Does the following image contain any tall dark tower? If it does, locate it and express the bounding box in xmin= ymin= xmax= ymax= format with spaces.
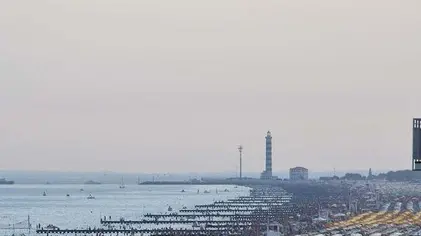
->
xmin=238 ymin=145 xmax=243 ymax=179
xmin=265 ymin=131 xmax=272 ymax=177
xmin=413 ymin=118 xmax=421 ymax=171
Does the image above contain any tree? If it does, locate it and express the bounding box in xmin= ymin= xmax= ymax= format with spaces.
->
xmin=341 ymin=173 xmax=364 ymax=181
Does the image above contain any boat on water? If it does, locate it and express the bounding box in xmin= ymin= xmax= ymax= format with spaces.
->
xmin=0 ymin=178 xmax=14 ymax=185
xmin=43 ymin=191 xmax=47 ymax=196
xmin=224 ymin=189 xmax=229 ymax=192
xmin=167 ymin=206 xmax=173 ymax=212
xmin=119 ymin=177 xmax=125 ymax=189
xmin=203 ymin=190 xmax=210 ymax=194
xmin=181 ymin=189 xmax=185 ymax=192
xmin=84 ymin=180 xmax=101 ymax=185
xmin=45 ymin=224 xmax=59 ymax=230
xmin=87 ymin=194 xmax=95 ymax=199
xmin=66 ymin=194 xmax=70 ymax=197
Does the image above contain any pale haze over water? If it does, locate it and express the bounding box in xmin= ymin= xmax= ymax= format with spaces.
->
xmin=1 ymin=1 xmax=421 ymax=173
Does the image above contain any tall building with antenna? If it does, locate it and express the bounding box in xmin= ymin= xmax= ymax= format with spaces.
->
xmin=413 ymin=118 xmax=421 ymax=171
xmin=260 ymin=131 xmax=273 ymax=179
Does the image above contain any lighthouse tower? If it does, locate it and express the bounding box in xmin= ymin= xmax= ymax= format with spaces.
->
xmin=265 ymin=131 xmax=272 ymax=176
xmin=261 ymin=131 xmax=273 ymax=179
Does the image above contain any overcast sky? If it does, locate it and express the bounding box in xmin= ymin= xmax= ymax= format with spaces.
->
xmin=1 ymin=0 xmax=420 ymax=173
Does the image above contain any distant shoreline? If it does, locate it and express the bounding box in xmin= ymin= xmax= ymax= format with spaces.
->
xmin=0 ymin=169 xmax=398 ymax=184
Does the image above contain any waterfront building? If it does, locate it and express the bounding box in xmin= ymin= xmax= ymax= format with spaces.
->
xmin=413 ymin=118 xmax=421 ymax=171
xmin=289 ymin=166 xmax=309 ymax=181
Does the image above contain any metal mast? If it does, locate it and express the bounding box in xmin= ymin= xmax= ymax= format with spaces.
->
xmin=238 ymin=145 xmax=243 ymax=179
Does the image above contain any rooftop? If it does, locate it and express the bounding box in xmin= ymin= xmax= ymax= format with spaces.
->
xmin=290 ymin=166 xmax=308 ymax=171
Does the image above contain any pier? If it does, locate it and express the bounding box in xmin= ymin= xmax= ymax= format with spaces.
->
xmin=36 ymin=228 xmax=245 ymax=236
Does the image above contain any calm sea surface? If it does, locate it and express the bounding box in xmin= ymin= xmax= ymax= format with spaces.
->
xmin=0 ymin=184 xmax=249 ymax=232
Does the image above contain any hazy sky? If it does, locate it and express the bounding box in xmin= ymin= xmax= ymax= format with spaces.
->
xmin=1 ymin=0 xmax=421 ymax=173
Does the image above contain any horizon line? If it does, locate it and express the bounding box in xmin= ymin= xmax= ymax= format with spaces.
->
xmin=0 ymin=168 xmax=401 ymax=174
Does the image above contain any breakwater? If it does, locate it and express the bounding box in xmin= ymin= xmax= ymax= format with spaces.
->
xmin=138 ymin=178 xmax=296 ymax=186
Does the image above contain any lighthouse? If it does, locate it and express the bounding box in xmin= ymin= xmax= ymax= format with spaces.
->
xmin=265 ymin=131 xmax=272 ymax=176
xmin=261 ymin=131 xmax=273 ymax=179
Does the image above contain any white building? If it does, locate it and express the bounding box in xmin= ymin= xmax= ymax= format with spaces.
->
xmin=289 ymin=166 xmax=308 ymax=180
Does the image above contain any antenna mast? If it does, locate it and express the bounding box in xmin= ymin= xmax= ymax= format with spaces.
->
xmin=238 ymin=145 xmax=243 ymax=179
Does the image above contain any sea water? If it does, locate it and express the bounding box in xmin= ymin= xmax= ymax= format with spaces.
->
xmin=0 ymin=184 xmax=249 ymax=234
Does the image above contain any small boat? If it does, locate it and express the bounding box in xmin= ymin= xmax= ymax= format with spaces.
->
xmin=80 ymin=188 xmax=84 ymax=192
xmin=43 ymin=191 xmax=47 ymax=196
xmin=45 ymin=224 xmax=59 ymax=230
xmin=181 ymin=189 xmax=185 ymax=192
xmin=66 ymin=194 xmax=70 ymax=197
xmin=168 ymin=206 xmax=173 ymax=212
xmin=84 ymin=180 xmax=101 ymax=185
xmin=197 ymin=189 xmax=199 ymax=194
xmin=87 ymin=194 xmax=95 ymax=199
xmin=204 ymin=190 xmax=210 ymax=194
xmin=224 ymin=189 xmax=229 ymax=192
xmin=119 ymin=177 xmax=125 ymax=189
xmin=182 ymin=206 xmax=187 ymax=210
xmin=0 ymin=178 xmax=14 ymax=185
